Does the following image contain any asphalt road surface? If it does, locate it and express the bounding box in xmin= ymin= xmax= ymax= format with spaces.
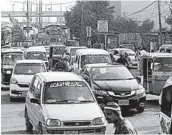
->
xmin=1 ymin=89 xmax=160 ymax=134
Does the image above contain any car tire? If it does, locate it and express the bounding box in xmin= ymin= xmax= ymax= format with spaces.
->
xmin=38 ymin=123 xmax=43 ymax=134
xmin=25 ymin=111 xmax=33 ymax=133
xmin=137 ymin=106 xmax=144 ymax=113
xmin=10 ymin=97 xmax=15 ymax=102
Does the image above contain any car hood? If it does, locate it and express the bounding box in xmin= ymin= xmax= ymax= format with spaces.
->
xmin=12 ymin=74 xmax=34 ymax=83
xmin=92 ymin=79 xmax=139 ymax=91
xmin=43 ymin=103 xmax=104 ymax=121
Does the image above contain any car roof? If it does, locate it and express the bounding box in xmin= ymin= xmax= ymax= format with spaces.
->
xmin=2 ymin=48 xmax=23 ymax=53
xmin=50 ymin=43 xmax=66 ymax=47
xmin=16 ymin=59 xmax=44 ymax=64
xmin=66 ymin=46 xmax=87 ymax=49
xmin=26 ymin=46 xmax=46 ymax=52
xmin=160 ymin=44 xmax=172 ymax=49
xmin=110 ymin=48 xmax=134 ymax=51
xmin=84 ymin=63 xmax=123 ymax=69
xmin=37 ymin=72 xmax=84 ymax=82
xmin=76 ymin=48 xmax=109 ymax=55
xmin=143 ymin=52 xmax=172 ymax=58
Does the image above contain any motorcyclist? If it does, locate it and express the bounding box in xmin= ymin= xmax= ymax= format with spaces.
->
xmin=63 ymin=53 xmax=73 ymax=72
xmin=117 ymin=53 xmax=129 ymax=67
xmin=53 ymin=58 xmax=65 ymax=71
xmin=104 ymin=102 xmax=138 ymax=134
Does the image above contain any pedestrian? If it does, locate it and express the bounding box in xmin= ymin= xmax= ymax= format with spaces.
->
xmin=117 ymin=53 xmax=129 ymax=67
xmin=124 ymin=52 xmax=131 ymax=70
xmin=104 ymin=102 xmax=138 ymax=134
xmin=63 ymin=53 xmax=73 ymax=72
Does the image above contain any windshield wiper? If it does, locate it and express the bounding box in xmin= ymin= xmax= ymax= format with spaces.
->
xmin=79 ymin=100 xmax=94 ymax=103
xmin=45 ymin=99 xmax=78 ymax=104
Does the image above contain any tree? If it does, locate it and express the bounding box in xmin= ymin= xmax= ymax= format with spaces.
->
xmin=64 ymin=1 xmax=115 ymax=43
xmin=138 ymin=19 xmax=154 ymax=33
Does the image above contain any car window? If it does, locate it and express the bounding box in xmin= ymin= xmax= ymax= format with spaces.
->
xmin=34 ymin=78 xmax=42 ymax=99
xmin=161 ymin=87 xmax=172 ymax=117
xmin=43 ymin=81 xmax=95 ymax=104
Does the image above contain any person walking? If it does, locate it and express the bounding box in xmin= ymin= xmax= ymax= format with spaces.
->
xmin=104 ymin=102 xmax=138 ymax=134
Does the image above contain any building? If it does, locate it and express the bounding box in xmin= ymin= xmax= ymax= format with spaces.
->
xmin=108 ymin=1 xmax=121 ymax=19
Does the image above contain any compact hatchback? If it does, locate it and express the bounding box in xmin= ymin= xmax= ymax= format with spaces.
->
xmin=80 ymin=63 xmax=146 ymax=113
xmin=10 ymin=60 xmax=47 ymax=101
xmin=25 ymin=72 xmax=106 ymax=134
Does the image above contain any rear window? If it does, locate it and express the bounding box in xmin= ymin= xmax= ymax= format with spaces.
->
xmin=81 ymin=54 xmax=111 ymax=68
xmin=14 ymin=63 xmax=46 ymax=75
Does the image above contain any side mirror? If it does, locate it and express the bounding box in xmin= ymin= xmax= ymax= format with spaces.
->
xmin=30 ymin=98 xmax=40 ymax=104
xmin=96 ymin=96 xmax=104 ymax=104
xmin=136 ymin=76 xmax=141 ymax=84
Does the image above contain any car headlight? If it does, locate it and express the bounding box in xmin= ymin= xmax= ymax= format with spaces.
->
xmin=107 ymin=91 xmax=115 ymax=96
xmin=10 ymin=78 xmax=18 ymax=84
xmin=92 ymin=117 xmax=105 ymax=125
xmin=46 ymin=119 xmax=61 ymax=127
xmin=93 ymin=89 xmax=107 ymax=96
xmin=136 ymin=86 xmax=145 ymax=95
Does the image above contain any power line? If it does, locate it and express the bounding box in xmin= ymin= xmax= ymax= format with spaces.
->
xmin=126 ymin=1 xmax=156 ymax=17
xmin=122 ymin=1 xmax=146 ymax=9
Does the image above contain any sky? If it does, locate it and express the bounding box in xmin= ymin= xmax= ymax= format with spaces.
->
xmin=1 ymin=0 xmax=171 ymax=30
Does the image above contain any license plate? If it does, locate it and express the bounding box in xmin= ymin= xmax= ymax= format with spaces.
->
xmin=6 ymin=70 xmax=11 ymax=74
xmin=118 ymin=100 xmax=129 ymax=105
xmin=64 ymin=131 xmax=78 ymax=134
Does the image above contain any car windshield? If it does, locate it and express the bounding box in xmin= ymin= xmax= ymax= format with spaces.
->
xmin=91 ymin=66 xmax=134 ymax=80
xmin=43 ymin=81 xmax=94 ymax=104
xmin=27 ymin=52 xmax=47 ymax=61
xmin=14 ymin=63 xmax=46 ymax=75
xmin=120 ymin=50 xmax=135 ymax=56
xmin=81 ymin=54 xmax=111 ymax=68
xmin=3 ymin=53 xmax=23 ymax=66
xmin=154 ymin=57 xmax=172 ymax=72
xmin=53 ymin=46 xmax=65 ymax=55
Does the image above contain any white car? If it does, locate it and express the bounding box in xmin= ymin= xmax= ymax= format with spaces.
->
xmin=73 ymin=49 xmax=112 ymax=74
xmin=25 ymin=72 xmax=106 ymax=134
xmin=10 ymin=60 xmax=47 ymax=101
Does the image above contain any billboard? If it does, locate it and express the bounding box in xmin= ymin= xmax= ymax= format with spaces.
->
xmin=97 ymin=20 xmax=108 ymax=33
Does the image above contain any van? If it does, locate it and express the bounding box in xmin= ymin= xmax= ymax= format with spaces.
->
xmin=73 ymin=49 xmax=112 ymax=74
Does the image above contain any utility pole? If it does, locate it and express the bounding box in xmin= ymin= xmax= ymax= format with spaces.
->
xmin=36 ymin=0 xmax=38 ymax=25
xmin=39 ymin=0 xmax=42 ymax=30
xmin=26 ymin=0 xmax=29 ymax=38
xmin=80 ymin=1 xmax=84 ymax=46
xmin=158 ymin=0 xmax=162 ymax=48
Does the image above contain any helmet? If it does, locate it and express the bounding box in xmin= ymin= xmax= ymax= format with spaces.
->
xmin=63 ymin=55 xmax=70 ymax=61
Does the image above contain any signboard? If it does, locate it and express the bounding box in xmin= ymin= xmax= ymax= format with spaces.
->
xmin=160 ymin=112 xmax=171 ymax=134
xmin=97 ymin=20 xmax=108 ymax=32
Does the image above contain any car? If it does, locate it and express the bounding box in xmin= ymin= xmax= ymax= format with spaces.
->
xmin=109 ymin=48 xmax=137 ymax=67
xmin=25 ymin=46 xmax=49 ymax=68
xmin=25 ymin=72 xmax=106 ymax=134
xmin=10 ymin=60 xmax=47 ymax=101
xmin=80 ymin=63 xmax=146 ymax=113
xmin=119 ymin=44 xmax=135 ymax=51
xmin=64 ymin=46 xmax=87 ymax=65
xmin=159 ymin=44 xmax=172 ymax=53
xmin=73 ymin=48 xmax=112 ymax=74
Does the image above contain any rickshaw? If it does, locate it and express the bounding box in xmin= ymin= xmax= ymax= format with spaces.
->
xmin=48 ymin=43 xmax=66 ymax=70
xmin=159 ymin=76 xmax=172 ymax=134
xmin=1 ymin=48 xmax=24 ymax=86
xmin=140 ymin=53 xmax=172 ymax=95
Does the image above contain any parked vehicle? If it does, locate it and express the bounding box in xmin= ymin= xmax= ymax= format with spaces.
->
xmin=119 ymin=44 xmax=135 ymax=51
xmin=64 ymin=46 xmax=87 ymax=65
xmin=109 ymin=48 xmax=137 ymax=66
xmin=159 ymin=44 xmax=172 ymax=53
xmin=10 ymin=60 xmax=47 ymax=101
xmin=25 ymin=72 xmax=106 ymax=134
xmin=25 ymin=46 xmax=49 ymax=68
xmin=159 ymin=76 xmax=172 ymax=134
xmin=48 ymin=44 xmax=66 ymax=70
xmin=80 ymin=63 xmax=146 ymax=113
xmin=1 ymin=48 xmax=24 ymax=86
xmin=140 ymin=53 xmax=172 ymax=95
xmin=73 ymin=49 xmax=112 ymax=74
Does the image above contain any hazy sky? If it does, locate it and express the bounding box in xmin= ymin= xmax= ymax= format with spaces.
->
xmin=1 ymin=0 xmax=171 ymax=29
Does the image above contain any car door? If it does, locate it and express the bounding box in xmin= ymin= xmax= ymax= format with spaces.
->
xmin=26 ymin=76 xmax=38 ymax=125
xmin=31 ymin=77 xmax=44 ymax=127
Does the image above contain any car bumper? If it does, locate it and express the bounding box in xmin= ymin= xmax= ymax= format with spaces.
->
xmin=42 ymin=124 xmax=106 ymax=134
xmin=10 ymin=84 xmax=29 ymax=98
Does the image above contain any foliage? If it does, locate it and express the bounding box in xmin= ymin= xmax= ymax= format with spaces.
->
xmin=138 ymin=19 xmax=154 ymax=33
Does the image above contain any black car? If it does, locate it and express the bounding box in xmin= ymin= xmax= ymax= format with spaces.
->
xmin=80 ymin=63 xmax=146 ymax=113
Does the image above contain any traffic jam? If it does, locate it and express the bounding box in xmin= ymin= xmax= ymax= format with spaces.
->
xmin=1 ymin=41 xmax=172 ymax=134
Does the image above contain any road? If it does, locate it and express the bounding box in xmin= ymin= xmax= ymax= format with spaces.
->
xmin=1 ymin=89 xmax=160 ymax=134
